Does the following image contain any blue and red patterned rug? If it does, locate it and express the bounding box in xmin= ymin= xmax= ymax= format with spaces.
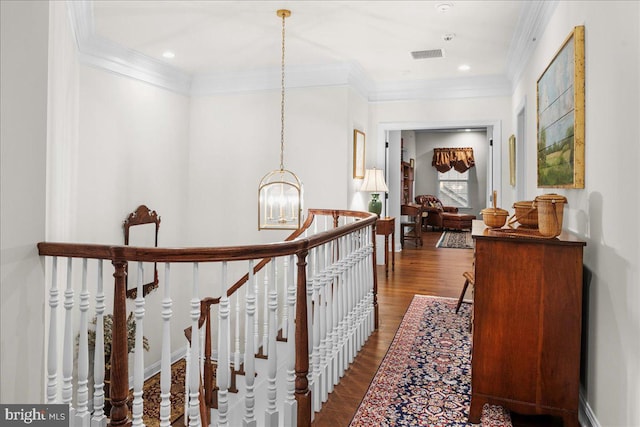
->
xmin=350 ymin=295 xmax=512 ymax=426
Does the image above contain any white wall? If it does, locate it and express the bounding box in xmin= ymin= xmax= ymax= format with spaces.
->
xmin=187 ymin=85 xmax=352 ymax=248
xmin=511 ymin=2 xmax=640 ymax=425
xmin=76 ymin=67 xmax=191 ymax=246
xmin=73 ymin=67 xmax=193 ymax=361
xmin=0 ymin=0 xmax=49 ymax=403
xmin=348 ymin=87 xmax=371 ymax=214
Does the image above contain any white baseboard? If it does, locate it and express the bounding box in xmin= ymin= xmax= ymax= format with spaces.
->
xmin=580 ymin=390 xmax=601 ymax=427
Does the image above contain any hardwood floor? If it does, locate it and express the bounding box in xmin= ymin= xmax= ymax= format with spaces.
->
xmin=312 ymin=229 xmax=473 ymax=426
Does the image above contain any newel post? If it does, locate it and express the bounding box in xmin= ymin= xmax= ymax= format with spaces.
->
xmin=295 ymin=249 xmax=311 ymax=426
xmin=109 ymin=255 xmax=131 ymax=427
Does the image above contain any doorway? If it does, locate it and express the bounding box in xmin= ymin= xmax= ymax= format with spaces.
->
xmin=380 ymin=120 xmax=503 ymax=250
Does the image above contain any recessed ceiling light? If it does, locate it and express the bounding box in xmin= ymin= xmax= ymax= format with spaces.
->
xmin=436 ymin=2 xmax=453 ymax=13
xmin=162 ymin=51 xmax=175 ymax=59
xmin=458 ymin=64 xmax=470 ymax=71
xmin=442 ymin=33 xmax=456 ymax=42
xmin=465 ymin=129 xmax=471 ymax=132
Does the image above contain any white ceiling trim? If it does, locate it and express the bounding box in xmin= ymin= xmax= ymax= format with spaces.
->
xmin=190 ymin=62 xmax=372 ymax=99
xmin=67 ymin=0 xmax=550 ymax=101
xmin=506 ymin=0 xmax=559 ymax=88
xmin=68 ymin=1 xmax=192 ymax=94
xmin=369 ymin=75 xmax=512 ymax=102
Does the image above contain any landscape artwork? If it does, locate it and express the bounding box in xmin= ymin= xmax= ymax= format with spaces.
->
xmin=536 ymin=26 xmax=585 ymax=188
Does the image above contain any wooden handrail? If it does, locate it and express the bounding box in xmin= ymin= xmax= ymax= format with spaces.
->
xmin=37 ymin=209 xmax=377 ymax=427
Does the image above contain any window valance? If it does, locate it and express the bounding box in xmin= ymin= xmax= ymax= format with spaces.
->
xmin=432 ymin=147 xmax=476 ymax=173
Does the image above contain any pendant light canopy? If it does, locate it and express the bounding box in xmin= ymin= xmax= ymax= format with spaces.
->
xmin=258 ymin=9 xmax=303 ymax=230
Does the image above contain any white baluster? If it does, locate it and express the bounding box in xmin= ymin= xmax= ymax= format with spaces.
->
xmin=76 ymin=258 xmax=90 ymax=427
xmin=62 ymin=257 xmax=75 ymax=420
xmin=253 ymin=265 xmax=260 ymax=355
xmin=334 ymin=237 xmax=343 ymax=385
xmin=349 ymin=233 xmax=358 ymax=364
xmin=264 ymin=285 xmax=278 ymax=427
xmin=306 ymin=247 xmax=315 ymax=420
xmin=344 ymin=236 xmax=354 ymax=366
xmin=281 ymin=256 xmax=289 ymax=340
xmin=356 ymin=231 xmax=365 ymax=351
xmin=325 ymin=242 xmax=335 ymax=395
xmin=234 ymin=287 xmax=241 ymax=373
xmin=262 ymin=265 xmax=270 ymax=356
xmin=311 ymin=247 xmax=321 ymax=412
xmin=184 ymin=341 xmax=191 ymax=424
xmin=331 ymin=240 xmax=342 ymax=384
xmin=132 ymin=263 xmax=146 ymax=427
xmin=92 ymin=260 xmax=107 ymax=427
xmin=283 ymin=254 xmax=297 ymax=426
xmin=355 ymin=232 xmax=364 ymax=351
xmin=366 ymin=226 xmax=375 ymax=336
xmin=159 ymin=263 xmax=173 ymax=427
xmin=188 ymin=263 xmax=202 ymax=427
xmin=217 ymin=262 xmax=230 ymax=427
xmin=318 ymin=244 xmax=329 ymax=404
xmin=336 ymin=236 xmax=347 ymax=379
xmin=341 ymin=235 xmax=351 ymax=374
xmin=243 ymin=260 xmax=257 ymax=427
xmin=47 ymin=257 xmax=59 ymax=403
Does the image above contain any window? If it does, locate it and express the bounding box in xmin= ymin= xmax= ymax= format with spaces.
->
xmin=438 ymin=169 xmax=469 ymax=208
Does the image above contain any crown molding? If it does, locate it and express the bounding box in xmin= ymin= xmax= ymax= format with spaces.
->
xmin=369 ymin=75 xmax=512 ymax=102
xmin=68 ymin=0 xmax=552 ymax=101
xmin=506 ymin=0 xmax=559 ymax=88
xmin=190 ymin=62 xmax=372 ymax=98
xmin=67 ymin=1 xmax=192 ymax=95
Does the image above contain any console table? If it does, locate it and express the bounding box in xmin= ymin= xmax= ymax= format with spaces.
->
xmin=470 ymin=223 xmax=585 ymax=426
xmin=376 ymin=217 xmax=395 ymax=277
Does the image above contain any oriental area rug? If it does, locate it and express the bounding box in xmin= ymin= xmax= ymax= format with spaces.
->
xmin=436 ymin=231 xmax=474 ymax=249
xmin=350 ymin=295 xmax=512 ymax=427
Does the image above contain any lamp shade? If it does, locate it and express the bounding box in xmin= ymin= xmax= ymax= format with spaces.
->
xmin=360 ymin=168 xmax=389 ymax=193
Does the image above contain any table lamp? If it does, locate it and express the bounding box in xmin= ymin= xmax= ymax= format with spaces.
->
xmin=360 ymin=168 xmax=389 ymax=217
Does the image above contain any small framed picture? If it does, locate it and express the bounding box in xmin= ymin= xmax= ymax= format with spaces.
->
xmin=353 ymin=130 xmax=365 ymax=179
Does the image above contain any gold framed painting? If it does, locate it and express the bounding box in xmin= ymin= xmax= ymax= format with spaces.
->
xmin=536 ymin=25 xmax=585 ymax=188
xmin=353 ymin=129 xmax=365 ymax=179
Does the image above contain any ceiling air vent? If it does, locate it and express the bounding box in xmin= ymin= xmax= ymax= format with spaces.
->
xmin=411 ymin=49 xmax=445 ymax=59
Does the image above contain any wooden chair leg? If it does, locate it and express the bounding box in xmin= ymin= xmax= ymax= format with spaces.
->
xmin=456 ymin=278 xmax=470 ymax=313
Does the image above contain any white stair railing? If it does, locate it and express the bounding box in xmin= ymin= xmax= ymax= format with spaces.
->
xmin=38 ymin=209 xmax=377 ymax=427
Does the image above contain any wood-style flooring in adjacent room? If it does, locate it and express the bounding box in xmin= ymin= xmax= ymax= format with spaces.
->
xmin=312 ymin=230 xmax=563 ymax=427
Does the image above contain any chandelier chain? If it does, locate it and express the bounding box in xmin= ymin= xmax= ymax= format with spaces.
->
xmin=280 ymin=10 xmax=286 ymax=171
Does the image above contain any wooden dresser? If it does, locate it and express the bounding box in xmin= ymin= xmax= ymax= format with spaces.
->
xmin=469 ymin=222 xmax=586 ymax=426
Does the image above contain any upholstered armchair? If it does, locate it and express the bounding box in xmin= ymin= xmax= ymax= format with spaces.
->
xmin=415 ymin=195 xmax=459 ymax=231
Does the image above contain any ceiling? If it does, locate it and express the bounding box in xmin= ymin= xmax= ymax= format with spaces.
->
xmin=72 ymin=1 xmax=554 ymax=98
